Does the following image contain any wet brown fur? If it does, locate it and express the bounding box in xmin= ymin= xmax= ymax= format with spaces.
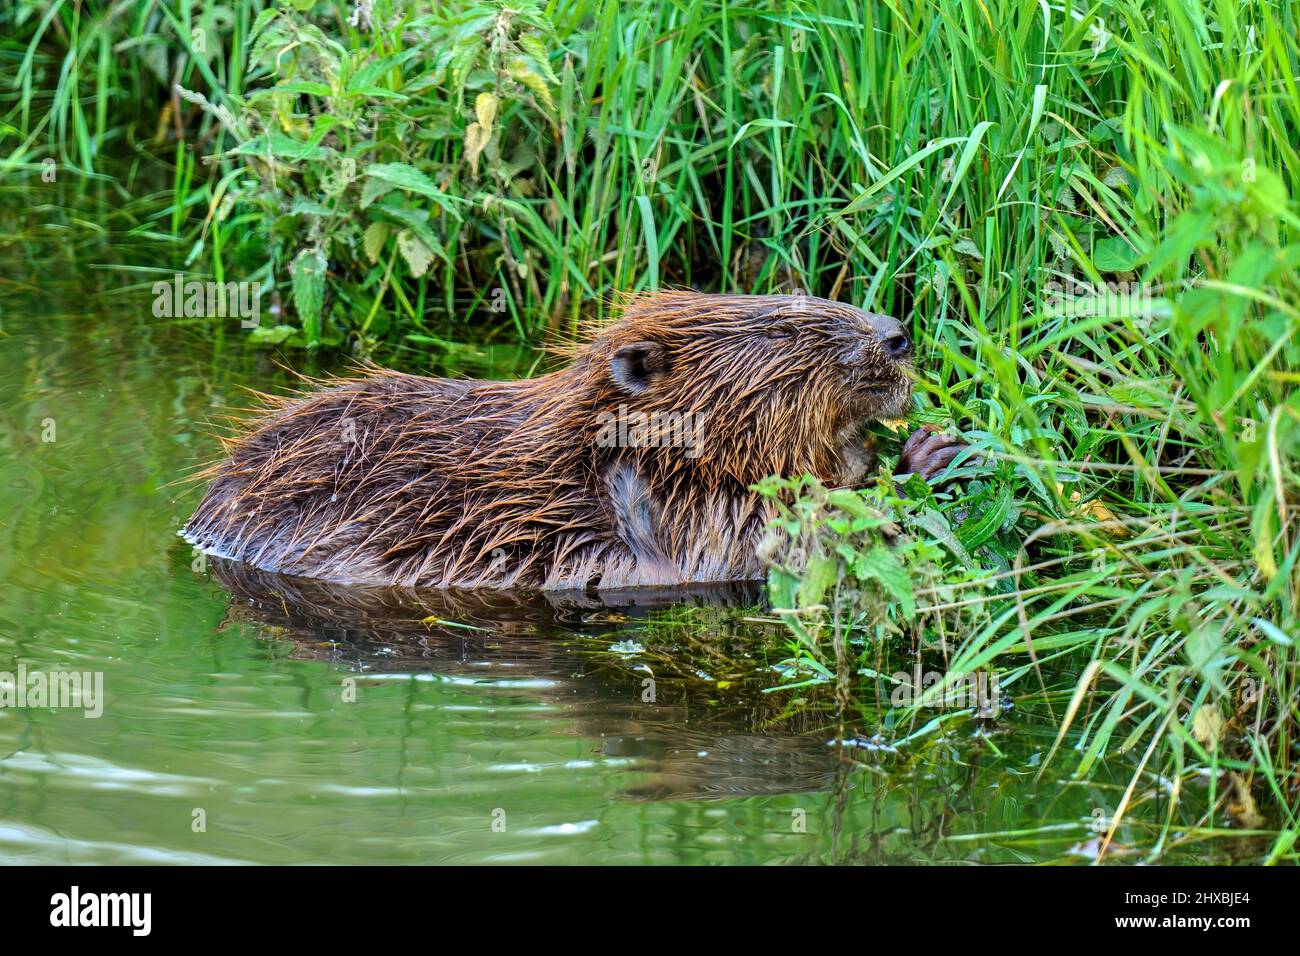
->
xmin=183 ymin=292 xmax=915 ymax=590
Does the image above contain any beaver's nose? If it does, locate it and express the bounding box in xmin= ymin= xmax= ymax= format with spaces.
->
xmin=866 ymin=313 xmax=912 ymax=361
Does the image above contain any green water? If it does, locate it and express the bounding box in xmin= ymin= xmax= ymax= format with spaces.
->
xmin=0 ymin=245 xmax=1219 ymax=866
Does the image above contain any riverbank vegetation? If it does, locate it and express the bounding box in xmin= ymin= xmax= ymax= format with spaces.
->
xmin=3 ymin=0 xmax=1297 ymax=862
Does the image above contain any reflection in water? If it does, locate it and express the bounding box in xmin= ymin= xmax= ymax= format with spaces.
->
xmin=203 ymin=559 xmax=1141 ymax=865
xmin=211 ymin=560 xmax=842 ymax=804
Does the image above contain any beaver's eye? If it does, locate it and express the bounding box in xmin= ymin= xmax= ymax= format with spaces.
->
xmin=764 ymin=321 xmax=797 ymax=340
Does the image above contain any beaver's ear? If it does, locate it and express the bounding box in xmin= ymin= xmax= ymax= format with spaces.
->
xmin=610 ymin=341 xmax=670 ymax=395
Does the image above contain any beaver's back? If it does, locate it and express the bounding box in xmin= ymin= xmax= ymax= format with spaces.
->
xmin=183 ymin=370 xmax=589 ymax=586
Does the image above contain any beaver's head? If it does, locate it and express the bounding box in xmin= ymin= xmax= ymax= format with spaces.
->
xmin=586 ymin=292 xmax=914 ymax=486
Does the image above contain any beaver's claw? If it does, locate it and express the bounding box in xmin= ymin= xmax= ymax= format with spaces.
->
xmin=895 ymin=424 xmax=968 ymax=484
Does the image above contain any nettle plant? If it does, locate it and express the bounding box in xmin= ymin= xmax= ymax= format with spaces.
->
xmin=208 ymin=0 xmax=561 ymax=348
xmin=755 ymin=474 xmax=1018 ymax=716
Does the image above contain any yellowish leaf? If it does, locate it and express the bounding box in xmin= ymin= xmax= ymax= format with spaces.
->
xmin=1253 ymin=501 xmax=1278 ymax=582
xmin=1191 ymin=704 xmax=1224 ymax=747
xmin=363 ymin=221 xmax=389 ymax=264
xmin=1226 ymin=773 xmax=1265 ymax=829
xmin=475 ymin=92 xmax=498 ymax=137
xmin=1069 ymin=496 xmax=1130 ymax=537
xmin=507 ymin=57 xmax=555 ymax=111
xmin=397 ymin=229 xmax=433 ymax=278
xmin=464 ymin=121 xmax=490 ymax=177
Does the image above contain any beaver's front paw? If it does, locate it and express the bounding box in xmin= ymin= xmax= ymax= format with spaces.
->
xmin=895 ymin=424 xmax=968 ymax=484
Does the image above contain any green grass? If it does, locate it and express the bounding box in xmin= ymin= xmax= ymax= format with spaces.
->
xmin=3 ymin=0 xmax=1299 ymax=862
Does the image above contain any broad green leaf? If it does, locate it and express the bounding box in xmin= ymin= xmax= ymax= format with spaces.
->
xmin=797 ymin=553 xmax=839 ymax=608
xmin=230 ymin=132 xmax=327 ymax=162
xmin=247 ymin=324 xmax=295 ymax=345
xmin=290 ymin=247 xmax=327 ymax=346
xmin=291 ymin=197 xmax=332 ymax=217
xmin=364 ymin=164 xmax=463 ymax=219
xmin=360 ymin=177 xmax=396 ymax=208
xmin=1093 ymin=235 xmax=1144 ymax=271
xmin=957 ymin=484 xmax=1012 ymax=550
xmin=273 ymin=80 xmax=333 ymax=97
xmin=366 ymin=162 xmax=440 ymax=197
xmin=852 ymin=545 xmax=915 ymax=618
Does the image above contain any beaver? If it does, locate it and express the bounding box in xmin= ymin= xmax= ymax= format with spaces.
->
xmin=183 ymin=292 xmax=964 ymax=590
